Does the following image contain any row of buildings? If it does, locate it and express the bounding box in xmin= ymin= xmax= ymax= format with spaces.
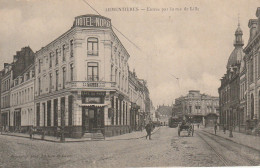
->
xmin=0 ymin=14 xmax=154 ymax=138
xmin=172 ymin=90 xmax=219 ymax=127
xmin=219 ymin=7 xmax=260 ymax=134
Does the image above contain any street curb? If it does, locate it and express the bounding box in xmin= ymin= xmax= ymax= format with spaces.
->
xmin=0 ymin=133 xmax=61 ymax=143
xmin=105 ymin=127 xmax=161 ymax=141
xmin=0 ymin=127 xmax=161 ymax=143
xmin=201 ymin=130 xmax=260 ymax=153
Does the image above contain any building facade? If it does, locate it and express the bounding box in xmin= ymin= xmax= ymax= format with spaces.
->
xmin=0 ymin=46 xmax=35 ymax=132
xmin=10 ymin=65 xmax=35 ymax=132
xmin=1 ymin=64 xmax=12 ymax=131
xmin=219 ymin=23 xmax=244 ymax=131
xmin=128 ymin=70 xmax=151 ymax=130
xmin=173 ymin=90 xmax=219 ymax=125
xmin=34 ymin=15 xmax=132 ymax=138
xmin=243 ymin=7 xmax=260 ymax=132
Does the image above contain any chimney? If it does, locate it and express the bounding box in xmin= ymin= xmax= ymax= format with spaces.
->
xmin=13 ymin=55 xmax=18 ymax=63
xmin=248 ymin=19 xmax=258 ymax=42
xmin=256 ymin=7 xmax=260 ymax=33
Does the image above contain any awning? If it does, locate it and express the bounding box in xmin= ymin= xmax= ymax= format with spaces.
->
xmin=79 ymin=104 xmax=107 ymax=107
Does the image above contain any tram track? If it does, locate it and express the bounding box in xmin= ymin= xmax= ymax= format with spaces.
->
xmin=196 ymin=131 xmax=232 ymax=166
xmin=196 ymin=131 xmax=259 ymax=166
xmin=199 ymin=131 xmax=259 ymax=166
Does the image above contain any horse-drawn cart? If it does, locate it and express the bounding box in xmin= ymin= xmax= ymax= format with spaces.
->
xmin=178 ymin=114 xmax=194 ymax=137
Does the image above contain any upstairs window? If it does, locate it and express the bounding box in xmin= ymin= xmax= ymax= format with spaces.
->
xmin=87 ymin=62 xmax=98 ymax=81
xmin=55 ymin=49 xmax=58 ymax=65
xmin=70 ymin=40 xmax=74 ymax=57
xmin=49 ymin=53 xmax=52 ymax=68
xmin=62 ymin=44 xmax=66 ymax=62
xmin=62 ymin=67 xmax=66 ymax=89
xmin=38 ymin=59 xmax=41 ymax=73
xmin=56 ymin=70 xmax=59 ymax=91
xmin=70 ymin=64 xmax=74 ymax=81
xmin=87 ymin=37 xmax=98 ymax=56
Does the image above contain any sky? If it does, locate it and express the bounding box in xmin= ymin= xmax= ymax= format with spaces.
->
xmin=0 ymin=0 xmax=259 ymax=107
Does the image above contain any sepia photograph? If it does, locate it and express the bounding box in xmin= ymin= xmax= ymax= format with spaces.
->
xmin=0 ymin=0 xmax=259 ymax=167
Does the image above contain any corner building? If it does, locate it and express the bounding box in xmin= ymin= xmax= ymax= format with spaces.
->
xmin=35 ymin=15 xmax=130 ymax=138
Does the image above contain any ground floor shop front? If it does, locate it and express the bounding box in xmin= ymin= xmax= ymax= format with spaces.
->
xmin=34 ymin=90 xmax=134 ymax=138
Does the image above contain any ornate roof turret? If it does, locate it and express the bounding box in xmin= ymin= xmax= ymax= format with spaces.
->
xmin=226 ymin=22 xmax=244 ymax=69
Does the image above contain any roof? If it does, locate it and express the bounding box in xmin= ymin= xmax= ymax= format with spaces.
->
xmin=226 ymin=47 xmax=244 ymax=68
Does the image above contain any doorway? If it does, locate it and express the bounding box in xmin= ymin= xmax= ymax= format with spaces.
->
xmin=82 ymin=107 xmax=104 ymax=133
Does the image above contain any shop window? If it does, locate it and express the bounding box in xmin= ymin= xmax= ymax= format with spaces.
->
xmin=54 ymin=99 xmax=58 ymax=126
xmin=36 ymin=103 xmax=40 ymax=126
xmin=68 ymin=96 xmax=73 ymax=126
xmin=47 ymin=100 xmax=51 ymax=126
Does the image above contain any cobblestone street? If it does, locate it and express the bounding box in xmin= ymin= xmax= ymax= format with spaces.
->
xmin=0 ymin=127 xmax=259 ymax=168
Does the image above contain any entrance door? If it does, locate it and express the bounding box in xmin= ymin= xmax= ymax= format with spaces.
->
xmin=82 ymin=107 xmax=104 ymax=133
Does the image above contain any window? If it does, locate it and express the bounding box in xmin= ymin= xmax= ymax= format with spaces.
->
xmin=70 ymin=64 xmax=74 ymax=81
xmin=38 ymin=59 xmax=41 ymax=73
xmin=55 ymin=49 xmax=58 ymax=65
xmin=115 ymin=69 xmax=117 ymax=84
xmin=70 ymin=40 xmax=74 ymax=57
xmin=47 ymin=100 xmax=51 ymax=126
xmin=249 ymin=59 xmax=254 ymax=83
xmin=38 ymin=78 xmax=41 ymax=95
xmin=56 ymin=70 xmax=59 ymax=91
xmin=68 ymin=95 xmax=73 ymax=126
xmin=119 ymin=52 xmax=121 ymax=67
xmin=36 ymin=103 xmax=40 ymax=126
xmin=54 ymin=99 xmax=58 ymax=126
xmin=111 ymin=65 xmax=113 ymax=82
xmin=49 ymin=73 xmax=52 ymax=93
xmin=258 ymin=53 xmax=260 ymax=77
xmin=87 ymin=62 xmax=98 ymax=81
xmin=119 ymin=72 xmax=121 ymax=88
xmin=87 ymin=37 xmax=98 ymax=56
xmin=62 ymin=44 xmax=66 ymax=61
xmin=62 ymin=67 xmax=66 ymax=89
xmin=49 ymin=53 xmax=52 ymax=68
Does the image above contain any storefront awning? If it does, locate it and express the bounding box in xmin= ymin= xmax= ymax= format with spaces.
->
xmin=79 ymin=104 xmax=107 ymax=107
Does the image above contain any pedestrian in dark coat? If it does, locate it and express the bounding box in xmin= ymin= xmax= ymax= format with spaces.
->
xmin=145 ymin=122 xmax=153 ymax=140
xmin=214 ymin=123 xmax=218 ymax=135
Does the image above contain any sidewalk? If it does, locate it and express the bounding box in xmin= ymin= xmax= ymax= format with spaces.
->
xmin=0 ymin=127 xmax=160 ymax=143
xmin=106 ymin=127 xmax=160 ymax=141
xmin=202 ymin=127 xmax=260 ymax=151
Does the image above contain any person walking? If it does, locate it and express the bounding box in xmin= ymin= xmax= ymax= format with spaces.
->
xmin=214 ymin=123 xmax=218 ymax=135
xmin=145 ymin=121 xmax=153 ymax=140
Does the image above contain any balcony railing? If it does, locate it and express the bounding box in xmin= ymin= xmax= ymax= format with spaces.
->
xmin=67 ymin=81 xmax=116 ymax=89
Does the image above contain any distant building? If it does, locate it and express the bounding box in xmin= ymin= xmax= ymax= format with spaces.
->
xmin=156 ymin=105 xmax=172 ymax=126
xmin=173 ymin=90 xmax=219 ymax=125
